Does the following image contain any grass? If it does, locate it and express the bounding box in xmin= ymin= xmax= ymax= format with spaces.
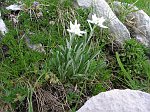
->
xmin=118 ymin=0 xmax=150 ymax=15
xmin=0 ymin=0 xmax=150 ymax=111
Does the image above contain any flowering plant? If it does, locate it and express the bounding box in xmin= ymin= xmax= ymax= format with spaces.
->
xmin=50 ymin=14 xmax=108 ymax=82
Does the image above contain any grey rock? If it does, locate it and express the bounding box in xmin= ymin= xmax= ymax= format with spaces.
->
xmin=77 ymin=89 xmax=150 ymax=112
xmin=113 ymin=1 xmax=150 ymax=46
xmin=76 ymin=0 xmax=131 ymax=44
xmin=24 ymin=36 xmax=46 ymax=54
xmin=0 ymin=12 xmax=8 ymax=37
xmin=6 ymin=4 xmax=22 ymax=11
xmin=76 ymin=0 xmax=92 ymax=8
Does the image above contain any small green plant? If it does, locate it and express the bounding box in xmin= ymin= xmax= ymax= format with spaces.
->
xmin=116 ymin=39 xmax=150 ymax=90
xmin=111 ymin=0 xmax=139 ymax=22
xmin=121 ymin=39 xmax=147 ymax=76
xmin=116 ymin=52 xmax=136 ymax=88
xmin=49 ymin=15 xmax=108 ymax=84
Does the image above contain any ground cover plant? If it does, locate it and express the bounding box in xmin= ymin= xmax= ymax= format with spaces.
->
xmin=0 ymin=0 xmax=150 ymax=112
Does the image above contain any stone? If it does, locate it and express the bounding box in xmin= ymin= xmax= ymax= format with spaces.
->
xmin=0 ymin=12 xmax=8 ymax=36
xmin=76 ymin=0 xmax=92 ymax=8
xmin=6 ymin=4 xmax=22 ymax=11
xmin=24 ymin=36 xmax=46 ymax=54
xmin=113 ymin=1 xmax=150 ymax=46
xmin=77 ymin=89 xmax=150 ymax=112
xmin=76 ymin=0 xmax=131 ymax=44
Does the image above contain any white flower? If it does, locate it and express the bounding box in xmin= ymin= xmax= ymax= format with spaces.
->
xmin=67 ymin=20 xmax=86 ymax=36
xmin=87 ymin=14 xmax=108 ymax=28
xmin=0 ymin=12 xmax=8 ymax=35
xmin=6 ymin=4 xmax=22 ymax=11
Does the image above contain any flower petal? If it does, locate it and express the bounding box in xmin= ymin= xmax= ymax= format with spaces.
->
xmin=67 ymin=20 xmax=85 ymax=36
xmin=87 ymin=14 xmax=108 ymax=28
xmin=98 ymin=24 xmax=108 ymax=28
xmin=87 ymin=20 xmax=94 ymax=24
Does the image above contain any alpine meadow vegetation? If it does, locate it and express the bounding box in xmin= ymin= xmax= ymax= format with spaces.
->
xmin=0 ymin=0 xmax=150 ymax=111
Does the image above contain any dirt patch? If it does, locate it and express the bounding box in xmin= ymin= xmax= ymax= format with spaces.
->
xmin=14 ymin=83 xmax=89 ymax=112
xmin=33 ymin=84 xmax=69 ymax=112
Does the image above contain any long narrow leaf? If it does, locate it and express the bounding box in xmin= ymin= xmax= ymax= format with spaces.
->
xmin=115 ymin=52 xmax=136 ymax=88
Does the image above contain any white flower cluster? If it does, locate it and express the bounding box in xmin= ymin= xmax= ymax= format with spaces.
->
xmin=67 ymin=20 xmax=86 ymax=36
xmin=87 ymin=14 xmax=108 ymax=28
xmin=67 ymin=14 xmax=108 ymax=36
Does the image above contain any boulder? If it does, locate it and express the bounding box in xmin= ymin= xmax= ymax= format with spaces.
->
xmin=0 ymin=12 xmax=8 ymax=37
xmin=77 ymin=89 xmax=150 ymax=112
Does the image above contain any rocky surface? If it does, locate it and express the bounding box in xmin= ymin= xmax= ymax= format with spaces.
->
xmin=76 ymin=0 xmax=131 ymax=44
xmin=76 ymin=0 xmax=150 ymax=47
xmin=77 ymin=89 xmax=150 ymax=112
xmin=113 ymin=1 xmax=150 ymax=46
xmin=76 ymin=0 xmax=92 ymax=8
xmin=0 ymin=12 xmax=8 ymax=37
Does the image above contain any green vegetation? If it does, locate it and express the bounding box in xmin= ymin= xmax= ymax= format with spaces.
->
xmin=0 ymin=0 xmax=150 ymax=111
xmin=118 ymin=0 xmax=150 ymax=15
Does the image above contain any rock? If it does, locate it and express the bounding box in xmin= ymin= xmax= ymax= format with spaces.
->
xmin=24 ymin=36 xmax=46 ymax=54
xmin=113 ymin=1 xmax=150 ymax=46
xmin=76 ymin=0 xmax=92 ymax=8
xmin=77 ymin=89 xmax=150 ymax=112
xmin=76 ymin=0 xmax=131 ymax=44
xmin=0 ymin=12 xmax=8 ymax=36
xmin=6 ymin=4 xmax=22 ymax=11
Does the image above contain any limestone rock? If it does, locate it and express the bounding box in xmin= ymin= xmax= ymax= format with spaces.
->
xmin=0 ymin=12 xmax=8 ymax=36
xmin=76 ymin=0 xmax=131 ymax=44
xmin=76 ymin=0 xmax=92 ymax=8
xmin=77 ymin=89 xmax=150 ymax=112
xmin=6 ymin=4 xmax=22 ymax=11
xmin=113 ymin=1 xmax=150 ymax=46
xmin=24 ymin=36 xmax=46 ymax=54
